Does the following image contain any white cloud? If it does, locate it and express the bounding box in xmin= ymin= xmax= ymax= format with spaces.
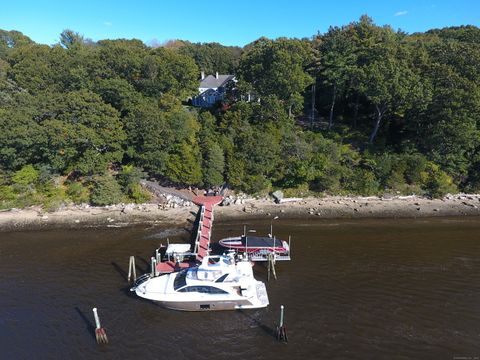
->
xmin=104 ymin=21 xmax=112 ymax=27
xmin=394 ymin=10 xmax=408 ymax=16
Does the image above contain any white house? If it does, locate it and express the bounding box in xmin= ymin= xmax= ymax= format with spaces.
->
xmin=191 ymin=71 xmax=236 ymax=108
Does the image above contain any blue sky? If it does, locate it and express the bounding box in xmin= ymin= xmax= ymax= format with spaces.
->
xmin=1 ymin=0 xmax=479 ymax=46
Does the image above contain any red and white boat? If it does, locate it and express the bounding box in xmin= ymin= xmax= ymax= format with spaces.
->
xmin=219 ymin=235 xmax=291 ymax=261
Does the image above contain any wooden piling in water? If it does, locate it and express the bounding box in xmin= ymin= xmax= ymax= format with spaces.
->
xmin=276 ymin=305 xmax=288 ymax=343
xmin=128 ymin=256 xmax=136 ymax=283
xmin=151 ymin=257 xmax=157 ymax=277
xmin=267 ymin=253 xmax=277 ymax=281
xmin=92 ymin=307 xmax=108 ymax=344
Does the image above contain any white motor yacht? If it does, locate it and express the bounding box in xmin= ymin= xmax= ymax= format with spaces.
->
xmin=131 ymin=254 xmax=269 ymax=311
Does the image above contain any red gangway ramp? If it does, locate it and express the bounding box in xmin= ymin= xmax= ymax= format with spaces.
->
xmin=192 ymin=196 xmax=223 ymax=262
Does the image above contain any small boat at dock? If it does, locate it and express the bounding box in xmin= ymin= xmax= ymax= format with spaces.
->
xmin=219 ymin=235 xmax=291 ymax=261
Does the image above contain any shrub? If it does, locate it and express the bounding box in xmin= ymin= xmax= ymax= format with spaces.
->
xmin=40 ymin=182 xmax=67 ymax=212
xmin=12 ymin=164 xmax=39 ymax=190
xmin=348 ymin=169 xmax=380 ymax=196
xmin=283 ymin=183 xmax=310 ymax=197
xmin=0 ymin=185 xmax=16 ymax=209
xmin=66 ymin=181 xmax=90 ymax=204
xmin=90 ymin=174 xmax=125 ymax=206
xmin=129 ymin=183 xmax=151 ymax=203
xmin=421 ymin=163 xmax=457 ymax=197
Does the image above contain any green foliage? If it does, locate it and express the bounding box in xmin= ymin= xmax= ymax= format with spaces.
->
xmin=421 ymin=163 xmax=458 ymax=197
xmin=129 ymin=183 xmax=151 ymax=203
xmin=138 ymin=47 xmax=199 ymax=99
xmin=165 ymin=142 xmax=202 ymax=185
xmin=59 ymin=29 xmax=84 ymax=49
xmin=39 ymin=181 xmax=68 ymax=212
xmin=282 ymin=183 xmax=310 ymax=197
xmin=238 ymin=37 xmax=314 ymax=115
xmin=12 ymin=164 xmax=39 ymax=187
xmin=0 ymin=171 xmax=16 ymax=208
xmin=202 ymin=142 xmax=225 ymax=187
xmin=0 ymin=22 xmax=479 ymax=206
xmin=66 ymin=181 xmax=90 ymax=204
xmin=117 ymin=165 xmax=151 ymax=203
xmin=38 ymin=90 xmax=126 ymax=175
xmin=90 ymin=174 xmax=125 ymax=206
xmin=176 ymin=41 xmax=242 ymax=75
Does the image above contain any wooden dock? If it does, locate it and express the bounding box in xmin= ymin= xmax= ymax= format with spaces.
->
xmin=192 ymin=196 xmax=223 ymax=261
xmin=155 ymin=195 xmax=223 ymax=273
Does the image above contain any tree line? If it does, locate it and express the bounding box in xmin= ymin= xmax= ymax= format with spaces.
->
xmin=1 ymin=16 xmax=479 ymax=209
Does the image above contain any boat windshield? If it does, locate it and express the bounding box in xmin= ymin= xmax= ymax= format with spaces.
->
xmin=215 ymin=273 xmax=229 ymax=283
xmin=173 ymin=270 xmax=187 ymax=291
xmin=178 ymin=286 xmax=228 ymax=294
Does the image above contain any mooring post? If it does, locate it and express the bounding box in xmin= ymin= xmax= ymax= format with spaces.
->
xmin=268 ymin=253 xmax=277 ymax=281
xmin=288 ymin=235 xmax=291 ymax=258
xmin=155 ymin=248 xmax=160 ymax=263
xmin=166 ymin=238 xmax=170 ymax=261
xmin=270 ymin=216 xmax=279 ymax=237
xmin=267 ymin=253 xmax=271 ymax=282
xmin=151 ymin=257 xmax=157 ymax=277
xmin=276 ymin=305 xmax=288 ymax=343
xmin=128 ymin=256 xmax=137 ymax=282
xmin=92 ymin=307 xmax=108 ymax=344
xmin=279 ymin=305 xmax=284 ymax=327
xmin=272 ymin=254 xmax=277 ymax=280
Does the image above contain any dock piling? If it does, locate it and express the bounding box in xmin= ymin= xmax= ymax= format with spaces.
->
xmin=267 ymin=253 xmax=277 ymax=281
xmin=92 ymin=307 xmax=108 ymax=344
xmin=276 ymin=305 xmax=288 ymax=343
xmin=128 ymin=256 xmax=136 ymax=283
xmin=151 ymin=257 xmax=157 ymax=277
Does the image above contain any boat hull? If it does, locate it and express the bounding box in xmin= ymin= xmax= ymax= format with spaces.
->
xmin=157 ymin=298 xmax=257 ymax=311
xmin=219 ymin=236 xmax=289 ymax=254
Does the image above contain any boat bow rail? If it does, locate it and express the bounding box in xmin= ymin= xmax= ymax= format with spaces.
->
xmin=131 ymin=273 xmax=152 ymax=291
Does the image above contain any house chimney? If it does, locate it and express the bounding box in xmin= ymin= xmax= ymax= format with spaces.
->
xmin=215 ymin=72 xmax=219 ymax=79
xmin=201 ymin=71 xmax=205 ymax=80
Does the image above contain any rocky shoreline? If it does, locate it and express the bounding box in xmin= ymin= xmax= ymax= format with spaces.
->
xmin=2 ymin=193 xmax=480 ymax=232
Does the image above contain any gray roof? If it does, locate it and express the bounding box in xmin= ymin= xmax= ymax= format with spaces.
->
xmin=200 ymin=74 xmax=235 ymax=89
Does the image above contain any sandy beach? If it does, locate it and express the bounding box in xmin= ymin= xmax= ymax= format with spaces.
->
xmin=1 ymin=194 xmax=480 ymax=232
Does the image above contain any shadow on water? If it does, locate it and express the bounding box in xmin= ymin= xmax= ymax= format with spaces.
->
xmin=75 ymin=307 xmax=96 ymax=340
xmin=119 ymin=284 xmax=138 ymax=298
xmin=111 ymin=262 xmax=128 ymax=282
xmin=238 ymin=310 xmax=276 ymax=338
xmin=137 ymin=256 xmax=151 ymax=272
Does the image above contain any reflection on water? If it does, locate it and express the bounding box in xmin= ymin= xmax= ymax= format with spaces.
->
xmin=1 ymin=217 xmax=480 ymax=359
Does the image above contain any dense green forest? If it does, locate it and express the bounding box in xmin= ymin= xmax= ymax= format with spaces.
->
xmin=1 ymin=16 xmax=479 ymax=209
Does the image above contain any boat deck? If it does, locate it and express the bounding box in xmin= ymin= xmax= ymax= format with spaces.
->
xmin=156 ymin=261 xmax=196 ymax=274
xmin=220 ymin=235 xmax=291 ymax=262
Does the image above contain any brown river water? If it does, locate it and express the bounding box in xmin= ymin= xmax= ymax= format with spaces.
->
xmin=1 ymin=217 xmax=480 ymax=359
